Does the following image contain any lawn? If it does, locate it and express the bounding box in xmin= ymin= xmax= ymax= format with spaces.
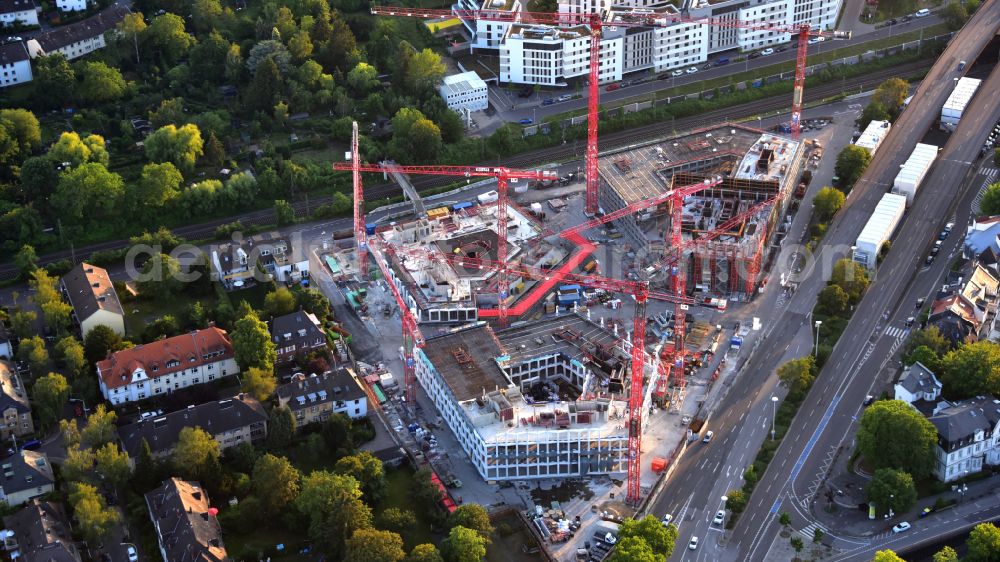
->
xmin=228 ymin=282 xmax=275 ymax=313
xmin=377 ymin=467 xmax=439 ymax=550
xmin=121 ymin=293 xmax=217 ymax=339
xmin=224 ymin=526 xmax=315 ymax=561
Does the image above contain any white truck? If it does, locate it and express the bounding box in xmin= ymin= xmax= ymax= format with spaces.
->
xmin=477 ymin=190 xmax=499 ymax=204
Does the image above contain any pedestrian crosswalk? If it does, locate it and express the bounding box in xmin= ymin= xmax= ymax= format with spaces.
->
xmin=883 ymin=326 xmax=909 ymax=339
xmin=972 ymin=167 xmax=1000 ymax=214
xmin=797 ymin=522 xmax=829 ymax=542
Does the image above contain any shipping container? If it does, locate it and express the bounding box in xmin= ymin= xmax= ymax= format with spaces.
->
xmin=941 ymin=77 xmax=981 ymax=131
xmin=891 ymin=143 xmax=938 ymax=205
xmin=854 ymin=120 xmax=891 ymax=154
xmin=452 ymin=201 xmax=474 ymax=212
xmin=854 ymin=193 xmax=907 ymax=270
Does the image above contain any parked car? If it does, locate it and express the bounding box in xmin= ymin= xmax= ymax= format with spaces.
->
xmin=892 ymin=522 xmax=912 ymax=533
xmin=915 ymin=8 xmax=930 ymax=17
xmin=542 ymin=98 xmax=554 ymax=105
xmin=686 ymin=66 xmax=698 ymax=74
xmin=671 ymin=69 xmax=684 ymax=77
xmin=713 ymin=510 xmax=726 ymax=525
xmin=748 ymin=51 xmax=761 ymax=59
xmin=558 ymin=94 xmax=573 ymax=101
xmin=808 ymin=37 xmax=825 ymax=45
xmin=605 ymin=83 xmax=621 ymax=91
xmin=761 ymin=48 xmax=775 ymax=56
xmin=662 ymin=514 xmax=673 ymax=526
xmin=518 ymin=118 xmax=533 ymax=125
xmin=21 ymin=440 xmax=41 ymax=451
xmin=127 ymin=545 xmax=139 ymax=562
xmin=715 ymin=57 xmax=730 ymax=66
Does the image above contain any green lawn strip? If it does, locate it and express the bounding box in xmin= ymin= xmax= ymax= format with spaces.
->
xmin=225 ymin=526 xmax=309 ymax=561
xmin=122 ymin=294 xmax=217 ymax=338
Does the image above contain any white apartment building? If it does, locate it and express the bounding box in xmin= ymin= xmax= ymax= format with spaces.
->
xmin=96 ymin=327 xmax=240 ymax=405
xmin=929 ymin=397 xmax=1000 ymax=482
xmin=26 ymin=5 xmax=127 ymax=61
xmin=0 ymin=42 xmax=31 ymax=89
xmin=440 ymin=71 xmax=489 ymax=112
xmin=55 ymin=0 xmax=86 ymax=11
xmin=501 ymin=25 xmax=622 ymax=85
xmin=605 ymin=7 xmax=708 ymax=74
xmin=456 ymin=0 xmax=523 ymax=50
xmin=0 ymin=0 xmax=38 ymax=27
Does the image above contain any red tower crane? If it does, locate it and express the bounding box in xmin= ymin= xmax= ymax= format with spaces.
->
xmin=350 ymin=121 xmax=368 ymax=278
xmin=333 ymin=160 xmax=557 ymax=327
xmin=370 ymin=6 xmax=849 ymax=209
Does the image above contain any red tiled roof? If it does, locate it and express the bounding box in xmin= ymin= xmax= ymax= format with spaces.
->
xmin=96 ymin=327 xmax=234 ymax=390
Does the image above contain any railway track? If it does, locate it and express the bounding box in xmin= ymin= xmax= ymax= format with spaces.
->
xmin=0 ymin=61 xmax=931 ymax=279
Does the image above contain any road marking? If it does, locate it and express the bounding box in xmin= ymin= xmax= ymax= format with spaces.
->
xmin=789 ymin=394 xmax=842 ymax=483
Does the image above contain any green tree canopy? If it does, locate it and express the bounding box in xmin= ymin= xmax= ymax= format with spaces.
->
xmin=441 ymin=526 xmax=488 ymax=562
xmin=615 ymin=515 xmax=677 ymax=561
xmin=904 ymin=326 xmax=952 ymax=358
xmin=830 ymin=259 xmax=870 ymax=304
xmin=84 ymin=324 xmax=125 ymax=363
xmin=378 ymin=508 xmax=417 ymax=535
xmin=346 ymin=528 xmax=406 ymax=562
xmin=940 ymin=0 xmax=969 ymax=30
xmin=817 ymin=285 xmax=850 ymax=316
xmin=871 ymin=551 xmax=907 ymax=562
xmin=813 ymin=186 xmax=846 ymax=222
xmin=241 ymin=366 xmax=277 ymax=402
xmin=834 ymin=145 xmax=872 ymax=191
xmin=145 ymin=124 xmax=204 ymax=173
xmin=967 ymin=522 xmax=1000 ymax=562
xmin=906 ymin=345 xmax=942 ymax=373
xmin=866 ymin=468 xmax=917 ymax=514
xmin=137 ymin=253 xmax=183 ymax=300
xmin=68 ymin=482 xmax=121 ymax=544
xmin=447 ymin=504 xmax=494 ymax=545
xmin=32 ymin=373 xmax=69 ymax=430
xmin=857 ymin=400 xmax=937 ymax=477
xmin=980 ymin=182 xmax=1000 ymax=215
xmin=872 ymin=78 xmax=909 ymax=115
xmin=267 ymin=405 xmax=296 ymax=450
xmin=55 ymin=336 xmax=87 ymax=379
xmin=940 ymin=340 xmax=1000 ymax=398
xmin=932 ymin=546 xmax=959 ymax=562
xmin=135 ymin=162 xmax=184 ymax=209
xmin=49 ymin=131 xmax=109 ymax=167
xmin=146 ymin=13 xmax=195 ymax=62
xmin=33 ymin=54 xmax=75 ymax=109
xmin=857 ymin=102 xmax=892 ymax=132
xmin=252 ymin=453 xmax=301 ymax=515
xmin=172 ymin=426 xmax=221 ymax=482
xmin=81 ymin=404 xmax=118 ymax=448
xmin=265 ymin=287 xmax=297 ymax=317
xmin=19 ymin=335 xmax=49 ymax=376
xmin=53 ymin=163 xmax=124 ymax=223
xmin=406 ymin=544 xmax=444 ymax=562
xmin=335 ymin=451 xmax=387 ymax=503
xmin=232 ymin=309 xmax=277 ymax=370
xmin=297 ymin=288 xmax=330 ymax=316
xmin=0 ymin=108 xmax=40 ymax=155
xmin=777 ymin=356 xmax=816 ymax=398
xmin=609 ymin=536 xmax=658 ymax=562
xmin=95 ymin=442 xmax=131 ymax=489
xmin=77 ymin=61 xmax=127 ymax=103
xmin=295 ymin=470 xmax=373 ymax=558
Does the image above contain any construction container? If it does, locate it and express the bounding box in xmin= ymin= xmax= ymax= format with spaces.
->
xmin=892 ymin=143 xmax=938 ymax=205
xmin=854 ymin=120 xmax=890 ymax=155
xmin=854 ymin=193 xmax=907 ymax=270
xmin=941 ymin=77 xmax=982 ymax=131
xmin=651 ymin=457 xmax=667 ymax=472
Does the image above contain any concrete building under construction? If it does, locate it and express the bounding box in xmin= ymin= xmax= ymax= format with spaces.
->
xmin=597 ymin=123 xmax=803 ymax=299
xmin=414 ymin=315 xmax=657 ymax=481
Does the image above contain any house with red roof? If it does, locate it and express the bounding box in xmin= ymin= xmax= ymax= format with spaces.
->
xmin=96 ymin=327 xmax=239 ymax=405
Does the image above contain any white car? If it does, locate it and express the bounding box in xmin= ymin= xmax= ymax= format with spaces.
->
xmin=713 ymin=510 xmax=726 ymax=525
xmin=686 ymin=67 xmax=698 ymax=74
xmin=760 ymin=48 xmax=775 ymax=56
xmin=915 ymin=8 xmax=930 ymax=17
xmin=671 ymin=69 xmax=684 ymax=77
xmin=892 ymin=522 xmax=911 ymax=533
xmin=662 ymin=514 xmax=673 ymax=526
xmin=127 ymin=546 xmax=139 ymax=562
xmin=689 ymin=536 xmax=699 ymax=550
xmin=808 ymin=37 xmax=826 ymax=45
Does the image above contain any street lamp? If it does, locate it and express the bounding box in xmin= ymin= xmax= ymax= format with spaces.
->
xmin=771 ymin=396 xmax=779 ymax=440
xmin=814 ymin=320 xmax=823 ymax=356
xmin=721 ymin=495 xmax=729 ymax=513
xmin=888 ymin=494 xmax=894 ymax=518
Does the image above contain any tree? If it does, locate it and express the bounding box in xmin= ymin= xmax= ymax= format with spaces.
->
xmin=441 ymin=526 xmax=487 ymax=562
xmin=190 ymin=0 xmax=222 ymax=31
xmin=905 ymin=345 xmax=941 ymax=372
xmin=118 ymin=12 xmax=146 ymax=62
xmin=295 ymin=288 xmax=330 ymax=316
xmin=940 ymin=340 xmax=1000 ymax=398
xmin=172 ymin=427 xmax=221 ymax=481
xmin=251 ymin=453 xmax=301 ymax=514
xmin=145 ymin=124 xmax=204 ymax=173
xmin=967 ymin=522 xmax=1000 ymax=562
xmin=137 ymin=253 xmax=183 ymax=300
xmin=68 ymin=482 xmax=121 ymax=544
xmin=872 ymin=78 xmax=909 ymax=116
xmin=266 ymin=406 xmax=296 ymax=450
xmin=274 ymin=199 xmax=296 ymax=226
xmin=264 ymin=287 xmax=297 ymax=317
xmin=84 ymin=325 xmax=123 ymax=363
xmin=615 ymin=515 xmax=677 ymax=560
xmin=447 ymin=504 xmax=493 ymax=545
xmin=777 ymin=356 xmax=815 ymax=398
xmin=378 ymin=508 xmax=417 ymax=535
xmin=725 ymin=489 xmax=747 ymax=513
xmin=813 ymin=527 xmax=824 ymax=544
xmin=19 ymin=155 xmax=60 ymax=201
xmin=409 ymin=119 xmax=443 ymax=163
xmin=866 ymin=468 xmax=916 ymax=514
xmin=146 ymin=13 xmax=195 ymax=62
xmin=790 ymin=537 xmax=804 ymax=554
xmin=830 ymin=259 xmax=870 ymax=304
xmin=857 ymin=400 xmax=937 ymax=477
xmin=249 ymin=57 xmax=283 ymax=112
xmin=13 ymin=244 xmax=38 ymax=280
xmin=49 ymin=132 xmax=109 ymax=167
xmin=33 ymin=373 xmax=69 ymax=430
xmin=55 ymin=336 xmax=87 ymax=379
xmin=980 ymin=182 xmax=1000 ymax=215
xmin=406 ymin=48 xmax=446 ymax=92
xmin=19 ymin=336 xmax=49 ymax=376
xmin=295 ymin=470 xmax=373 ymax=557
xmin=813 ymin=186 xmax=845 ymax=222
xmin=933 ymin=546 xmax=959 ymax=562
xmin=53 ymin=163 xmax=125 ymax=223
xmin=81 ymin=404 xmax=118 ymax=448
xmin=203 ymin=131 xmax=225 ymax=169
xmin=241 ymin=366 xmax=277 ymax=402
xmin=232 ymin=310 xmax=277 ymax=371
xmin=134 ymin=439 xmax=164 ymax=491
xmin=779 ymin=512 xmax=791 ymax=527
xmin=834 ymin=145 xmax=872 ymax=191
xmin=94 ymin=443 xmax=130 ymax=489
xmin=61 ymin=445 xmax=96 ymax=482
xmin=817 ymin=285 xmax=849 ymax=316
xmin=346 ymin=528 xmax=406 ymax=562
xmin=609 ymin=536 xmax=657 ymax=562
xmin=33 ymin=54 xmax=75 ymax=108
xmin=288 ymin=30 xmax=314 ymax=61
xmin=9 ymin=310 xmax=35 ymax=341
xmin=0 ymin=109 xmax=40 ymax=154
xmin=347 ymin=62 xmax=379 ymax=95
xmin=872 ymin=551 xmax=907 ymax=562
xmin=941 ymin=0 xmax=969 ymax=30
xmin=904 ymin=326 xmax=952 ymax=358
xmin=246 ymin=39 xmax=292 ymax=73
xmin=135 ymin=162 xmax=183 ymax=209
xmin=77 ymin=61 xmax=127 ymax=103
xmin=406 ymin=544 xmax=444 ymax=562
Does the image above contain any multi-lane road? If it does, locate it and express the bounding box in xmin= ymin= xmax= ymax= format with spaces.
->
xmin=648 ymin=2 xmax=1000 ymax=560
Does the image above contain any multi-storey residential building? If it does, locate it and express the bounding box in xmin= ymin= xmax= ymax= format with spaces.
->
xmin=1 ymin=500 xmax=81 ymax=562
xmin=455 ymin=0 xmax=523 ymax=50
xmin=145 ymin=478 xmax=229 ymax=562
xmin=96 ymin=327 xmax=239 ymax=405
xmin=55 ymin=0 xmax=86 ymax=11
xmin=276 ymin=370 xmax=368 ymax=426
xmin=0 ymin=41 xmax=31 ymax=89
xmin=500 ymin=24 xmax=622 ymax=85
xmin=211 ymin=231 xmax=310 ymax=290
xmin=893 ymin=362 xmax=942 ymax=414
xmin=270 ymin=310 xmax=327 ymax=364
xmin=26 ymin=5 xmax=128 ymax=60
xmin=0 ymin=361 xmax=32 ymax=441
xmin=929 ymin=397 xmax=1000 ymax=482
xmin=119 ymin=395 xmax=267 ymax=460
xmin=0 ymin=451 xmax=54 ymax=507
xmin=61 ymin=262 xmax=125 ymax=337
xmin=0 ymin=0 xmax=38 ymax=27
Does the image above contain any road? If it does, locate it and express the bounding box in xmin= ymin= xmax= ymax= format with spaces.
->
xmin=496 ymin=13 xmax=943 ymax=124
xmin=644 ymin=2 xmax=1000 ymax=560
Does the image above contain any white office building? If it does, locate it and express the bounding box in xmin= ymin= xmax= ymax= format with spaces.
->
xmin=440 ymin=71 xmax=489 ymax=112
xmin=501 ymin=24 xmax=623 ymax=85
xmin=853 ymin=193 xmax=907 ymax=270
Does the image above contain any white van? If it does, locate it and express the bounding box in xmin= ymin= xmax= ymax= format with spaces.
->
xmin=915 ymin=8 xmax=930 ymax=17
